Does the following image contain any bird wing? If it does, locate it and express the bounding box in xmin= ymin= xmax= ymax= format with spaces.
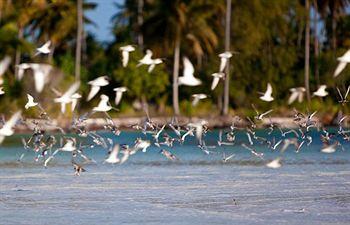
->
xmin=183 ymin=57 xmax=194 ymax=77
xmin=265 ymin=83 xmax=273 ymax=96
xmin=334 ymin=61 xmax=347 ymax=77
xmin=3 ymin=111 xmax=21 ymax=130
xmin=288 ymin=91 xmax=299 ymax=105
xmin=61 ymin=82 xmax=80 ymax=101
xmin=219 ymin=57 xmax=227 ymax=72
xmin=0 ymin=56 xmax=11 ymax=76
xmin=33 ymin=70 xmax=46 ymax=93
xmin=87 ymin=86 xmax=100 ymax=101
xmin=122 ymin=51 xmax=129 ymax=67
xmin=115 ymin=91 xmax=123 ymax=106
xmin=211 ymin=77 xmax=220 ymax=90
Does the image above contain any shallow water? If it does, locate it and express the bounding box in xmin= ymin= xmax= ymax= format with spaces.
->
xmin=0 ymin=130 xmax=350 ymax=225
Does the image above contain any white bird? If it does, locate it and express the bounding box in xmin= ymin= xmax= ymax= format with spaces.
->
xmin=219 ymin=51 xmax=233 ymax=72
xmin=113 ymin=87 xmax=127 ymax=106
xmin=35 ymin=40 xmax=51 ymax=55
xmin=17 ymin=63 xmax=52 ymax=93
xmin=70 ymin=93 xmax=82 ymax=112
xmin=266 ymin=158 xmax=282 ymax=169
xmin=178 ymin=57 xmax=202 ymax=86
xmin=321 ymin=142 xmax=338 ymax=154
xmin=134 ymin=138 xmax=151 ymax=152
xmin=93 ymin=94 xmax=112 ymax=112
xmin=105 ymin=144 xmax=120 ymax=164
xmin=15 ymin=63 xmax=31 ymax=80
xmin=288 ymin=87 xmax=306 ymax=105
xmin=0 ymin=111 xmax=21 ymax=144
xmin=191 ymin=94 xmax=207 ymax=106
xmin=54 ymin=82 xmax=80 ymax=113
xmin=211 ymin=72 xmax=225 ymax=90
xmin=259 ymin=83 xmax=274 ymax=102
xmin=313 ymin=85 xmax=328 ymax=97
xmin=25 ymin=94 xmax=38 ymax=109
xmin=120 ymin=45 xmax=135 ymax=67
xmin=334 ymin=49 xmax=350 ymax=77
xmin=148 ymin=58 xmax=163 ymax=73
xmin=86 ymin=76 xmax=109 ymax=101
xmin=188 ymin=120 xmax=208 ymax=141
xmin=0 ymin=56 xmax=11 ymax=84
xmin=44 ymin=138 xmax=77 ymax=167
xmin=138 ymin=49 xmax=153 ymax=66
xmin=0 ymin=87 xmax=5 ymax=95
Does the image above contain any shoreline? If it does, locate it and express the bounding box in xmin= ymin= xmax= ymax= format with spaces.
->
xmin=14 ymin=115 xmax=338 ymax=133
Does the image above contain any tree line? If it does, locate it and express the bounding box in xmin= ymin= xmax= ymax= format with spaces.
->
xmin=0 ymin=0 xmax=349 ymax=117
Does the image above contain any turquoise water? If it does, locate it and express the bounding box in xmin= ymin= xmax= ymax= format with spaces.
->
xmin=0 ymin=129 xmax=350 ymax=224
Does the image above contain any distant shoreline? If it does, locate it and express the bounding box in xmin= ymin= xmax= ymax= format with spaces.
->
xmin=14 ymin=115 xmax=339 ymax=133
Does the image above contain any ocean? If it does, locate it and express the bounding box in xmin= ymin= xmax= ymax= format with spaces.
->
xmin=0 ymin=129 xmax=349 ymax=225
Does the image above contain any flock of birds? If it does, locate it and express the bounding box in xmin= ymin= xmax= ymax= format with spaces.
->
xmin=0 ymin=41 xmax=349 ymax=176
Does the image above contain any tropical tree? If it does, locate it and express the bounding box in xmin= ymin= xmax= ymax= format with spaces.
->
xmin=142 ymin=0 xmax=223 ymax=115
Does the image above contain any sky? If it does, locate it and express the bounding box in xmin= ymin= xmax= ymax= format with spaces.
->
xmin=85 ymin=0 xmax=123 ymax=43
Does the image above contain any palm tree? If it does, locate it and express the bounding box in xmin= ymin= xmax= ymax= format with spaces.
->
xmin=143 ymin=0 xmax=222 ymax=115
xmin=317 ymin=0 xmax=350 ymax=54
xmin=222 ymin=0 xmax=231 ymax=116
xmin=305 ymin=0 xmax=311 ymax=103
xmin=75 ymin=0 xmax=83 ymax=81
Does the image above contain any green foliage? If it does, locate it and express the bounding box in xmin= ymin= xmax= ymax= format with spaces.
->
xmin=112 ymin=48 xmax=169 ymax=102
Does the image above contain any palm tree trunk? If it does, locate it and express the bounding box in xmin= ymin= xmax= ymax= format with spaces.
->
xmin=137 ymin=0 xmax=144 ymax=50
xmin=14 ymin=27 xmax=23 ymax=79
xmin=305 ymin=0 xmax=311 ymax=103
xmin=331 ymin=10 xmax=337 ymax=57
xmin=222 ymin=0 xmax=231 ymax=115
xmin=75 ymin=0 xmax=83 ymax=81
xmin=313 ymin=0 xmax=320 ymax=87
xmin=173 ymin=33 xmax=181 ymax=116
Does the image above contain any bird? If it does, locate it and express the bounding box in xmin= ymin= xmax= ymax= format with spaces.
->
xmin=0 ymin=111 xmax=21 ymax=144
xmin=113 ymin=87 xmax=127 ymax=106
xmin=15 ymin=63 xmax=31 ymax=80
xmin=321 ymin=141 xmax=338 ymax=154
xmin=148 ymin=58 xmax=163 ymax=73
xmin=35 ymin=40 xmax=51 ymax=55
xmin=222 ymin=152 xmax=235 ymax=163
xmin=266 ymin=158 xmax=282 ymax=169
xmin=0 ymin=87 xmax=5 ymax=95
xmin=334 ymin=49 xmax=350 ymax=77
xmin=137 ymin=49 xmax=153 ymax=66
xmin=25 ymin=94 xmax=38 ymax=109
xmin=119 ymin=45 xmax=135 ymax=67
xmin=188 ymin=120 xmax=208 ymax=142
xmin=159 ymin=149 xmax=178 ymax=161
xmin=17 ymin=63 xmax=52 ymax=93
xmin=252 ymin=104 xmax=273 ymax=120
xmin=218 ymin=51 xmax=233 ymax=72
xmin=53 ymin=82 xmax=80 ymax=113
xmin=259 ymin=83 xmax=274 ymax=102
xmin=336 ymin=86 xmax=350 ymax=105
xmin=191 ymin=94 xmax=207 ymax=106
xmin=86 ymin=76 xmax=109 ymax=101
xmin=288 ymin=87 xmax=305 ymax=105
xmin=72 ymin=160 xmax=86 ymax=176
xmin=211 ymin=72 xmax=225 ymax=90
xmin=44 ymin=138 xmax=77 ymax=167
xmin=134 ymin=138 xmax=151 ymax=152
xmin=93 ymin=95 xmax=112 ymax=112
xmin=70 ymin=93 xmax=82 ymax=112
xmin=105 ymin=144 xmax=120 ymax=164
xmin=0 ymin=55 xmax=11 ymax=84
xmin=178 ymin=57 xmax=202 ymax=86
xmin=313 ymin=85 xmax=328 ymax=97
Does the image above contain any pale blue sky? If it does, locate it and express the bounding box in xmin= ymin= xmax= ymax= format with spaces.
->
xmin=85 ymin=0 xmax=123 ymax=42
